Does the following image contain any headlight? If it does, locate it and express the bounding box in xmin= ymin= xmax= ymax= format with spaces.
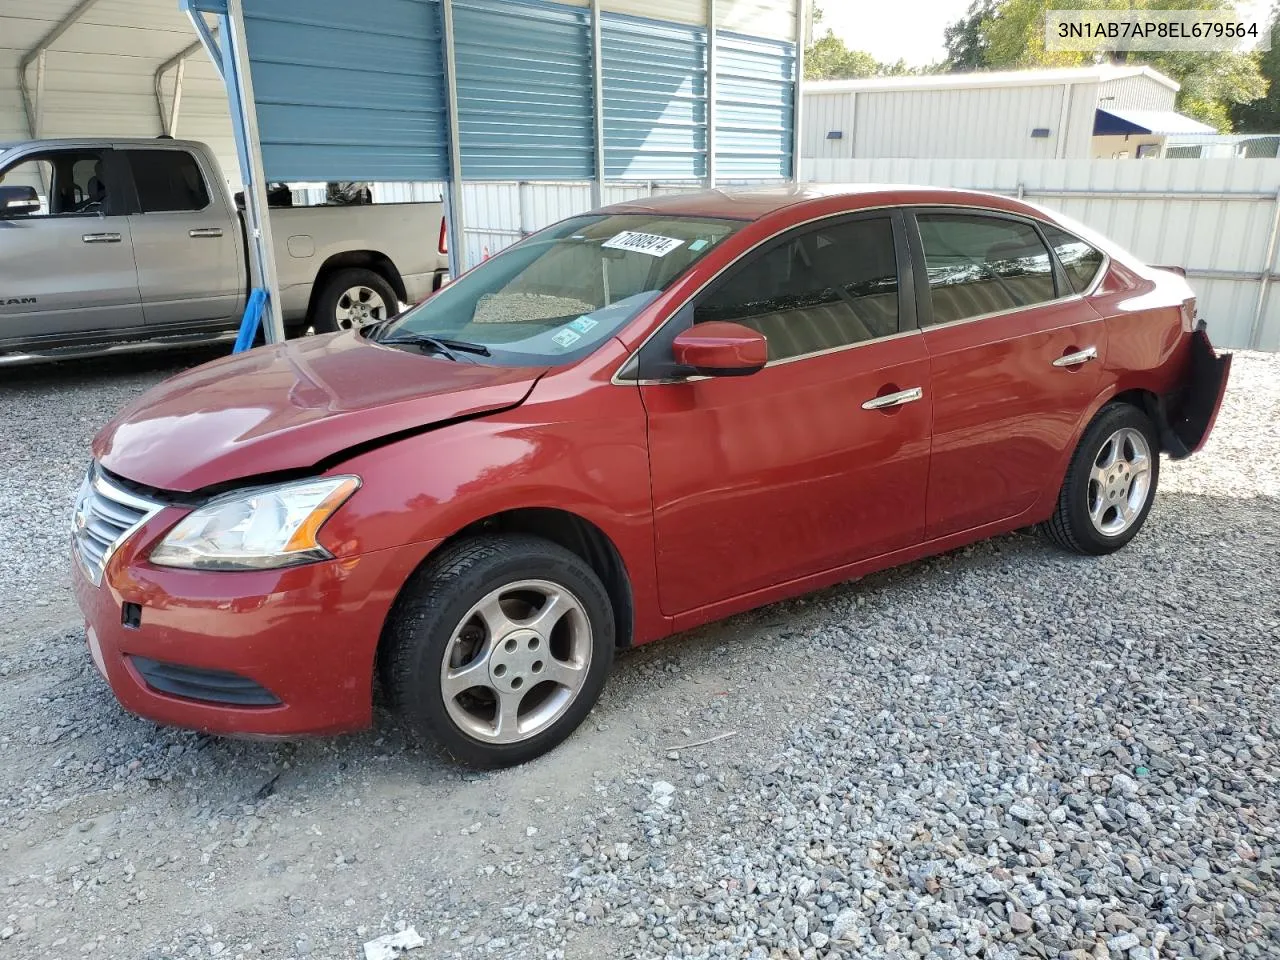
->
xmin=149 ymin=476 xmax=360 ymax=571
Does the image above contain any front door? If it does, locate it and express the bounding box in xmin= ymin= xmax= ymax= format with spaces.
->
xmin=639 ymin=213 xmax=932 ymax=616
xmin=121 ymin=147 xmax=244 ymax=329
xmin=0 ymin=148 xmax=142 ymax=344
xmin=911 ymin=211 xmax=1106 ymax=540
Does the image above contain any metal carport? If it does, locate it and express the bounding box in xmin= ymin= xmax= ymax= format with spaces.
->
xmin=2 ymin=0 xmax=807 ymax=343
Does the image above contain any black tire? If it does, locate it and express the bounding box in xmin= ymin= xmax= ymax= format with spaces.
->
xmin=382 ymin=535 xmax=614 ymax=768
xmin=1042 ymin=402 xmax=1161 ymax=556
xmin=309 ymin=267 xmax=399 ymax=335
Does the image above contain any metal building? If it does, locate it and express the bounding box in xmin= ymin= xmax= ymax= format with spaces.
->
xmin=2 ymin=0 xmax=804 ymax=340
xmin=802 ymin=65 xmax=1212 ymax=162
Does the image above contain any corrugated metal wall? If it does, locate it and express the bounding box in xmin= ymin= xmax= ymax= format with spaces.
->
xmin=241 ymin=0 xmax=450 ymax=182
xmin=805 ymin=156 xmax=1280 ymax=350
xmin=459 ymin=179 xmax=704 ymax=264
xmin=1098 ymin=75 xmax=1177 ymax=112
xmin=803 ymin=82 xmax=1099 ymax=160
xmin=801 ymin=91 xmax=851 ymax=160
xmin=600 ymin=12 xmax=708 ymax=180
xmin=715 ymin=31 xmax=794 ymax=178
xmin=853 ymin=84 xmax=1096 ymax=160
xmin=453 ymin=0 xmax=593 ymax=179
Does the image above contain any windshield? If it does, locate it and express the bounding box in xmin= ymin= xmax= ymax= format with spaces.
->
xmin=375 ymin=213 xmax=744 ymax=365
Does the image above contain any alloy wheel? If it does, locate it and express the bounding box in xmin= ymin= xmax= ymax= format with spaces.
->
xmin=439 ymin=579 xmax=592 ymax=744
xmin=1087 ymin=426 xmax=1153 ymax=536
xmin=334 ymin=285 xmax=388 ymax=330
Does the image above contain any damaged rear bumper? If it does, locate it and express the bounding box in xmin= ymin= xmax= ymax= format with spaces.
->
xmin=1164 ymin=325 xmax=1232 ymax=459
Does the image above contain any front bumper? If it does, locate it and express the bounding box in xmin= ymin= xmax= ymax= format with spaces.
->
xmin=73 ymin=525 xmax=436 ymax=737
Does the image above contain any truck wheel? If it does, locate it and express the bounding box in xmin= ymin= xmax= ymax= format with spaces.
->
xmin=383 ymin=535 xmax=614 ymax=768
xmin=1042 ymin=403 xmax=1160 ymax=556
xmin=311 ymin=268 xmax=398 ymax=334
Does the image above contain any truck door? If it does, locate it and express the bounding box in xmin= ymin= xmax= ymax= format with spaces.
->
xmin=120 ymin=147 xmax=244 ymax=330
xmin=0 ymin=147 xmax=143 ymax=344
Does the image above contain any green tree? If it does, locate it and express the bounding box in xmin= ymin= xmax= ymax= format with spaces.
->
xmin=943 ymin=0 xmax=997 ymax=71
xmin=943 ymin=0 xmax=1266 ymax=131
xmin=803 ymin=5 xmax=923 ymax=80
xmin=805 ymin=29 xmax=882 ymax=80
xmin=1230 ymin=7 xmax=1280 ymax=130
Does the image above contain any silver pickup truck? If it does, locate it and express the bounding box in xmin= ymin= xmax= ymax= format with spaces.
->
xmin=0 ymin=138 xmax=448 ymax=364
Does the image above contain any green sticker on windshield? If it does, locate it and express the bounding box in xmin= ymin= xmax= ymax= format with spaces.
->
xmin=689 ymin=239 xmax=709 ymax=251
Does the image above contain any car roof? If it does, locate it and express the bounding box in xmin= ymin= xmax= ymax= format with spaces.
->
xmin=599 ymin=182 xmax=1045 ymax=223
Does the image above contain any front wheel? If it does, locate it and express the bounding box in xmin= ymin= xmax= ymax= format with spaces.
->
xmin=383 ymin=536 xmax=614 ymax=768
xmin=1042 ymin=403 xmax=1160 ymax=555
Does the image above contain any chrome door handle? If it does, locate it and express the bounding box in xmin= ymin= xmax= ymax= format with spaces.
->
xmin=861 ymin=386 xmax=923 ymax=410
xmin=188 ymin=227 xmax=224 ymax=238
xmin=82 ymin=232 xmax=122 ymax=244
xmin=1053 ymin=346 xmax=1098 ymax=367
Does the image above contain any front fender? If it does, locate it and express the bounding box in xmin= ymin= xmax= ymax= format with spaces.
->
xmin=315 ymin=363 xmax=665 ymax=643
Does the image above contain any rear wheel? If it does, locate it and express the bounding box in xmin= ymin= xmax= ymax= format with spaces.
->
xmin=383 ymin=535 xmax=614 ymax=768
xmin=310 ymin=268 xmax=398 ymax=334
xmin=1042 ymin=403 xmax=1160 ymax=555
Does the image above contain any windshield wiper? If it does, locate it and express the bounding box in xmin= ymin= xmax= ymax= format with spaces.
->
xmin=377 ymin=333 xmax=492 ymax=360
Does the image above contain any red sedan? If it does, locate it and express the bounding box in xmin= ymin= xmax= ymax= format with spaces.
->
xmin=74 ymin=185 xmax=1231 ymax=767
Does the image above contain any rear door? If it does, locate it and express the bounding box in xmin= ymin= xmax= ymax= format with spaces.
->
xmin=639 ymin=212 xmax=932 ymax=615
xmin=0 ymin=147 xmax=142 ymax=344
xmin=909 ymin=210 xmax=1106 ymax=540
xmin=120 ymin=146 xmax=244 ymax=329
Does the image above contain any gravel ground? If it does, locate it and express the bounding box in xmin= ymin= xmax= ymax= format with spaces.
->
xmin=0 ymin=348 xmax=1277 ymax=960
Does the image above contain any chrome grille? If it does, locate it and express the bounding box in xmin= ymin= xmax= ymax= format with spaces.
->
xmin=72 ymin=466 xmax=163 ymax=586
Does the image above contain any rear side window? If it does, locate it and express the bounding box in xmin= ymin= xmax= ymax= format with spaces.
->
xmin=1042 ymin=224 xmax=1105 ymax=293
xmin=917 ymin=214 xmax=1055 ymax=325
xmin=694 ymin=216 xmax=900 ymax=361
xmin=124 ymin=150 xmax=210 ymax=213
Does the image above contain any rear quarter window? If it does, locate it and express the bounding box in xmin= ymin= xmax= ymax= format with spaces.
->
xmin=1041 ymin=224 xmax=1105 ymax=294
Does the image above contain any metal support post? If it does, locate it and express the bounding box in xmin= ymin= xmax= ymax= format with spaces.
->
xmin=1250 ymin=187 xmax=1280 ymax=348
xmin=791 ymin=0 xmax=806 ymax=183
xmin=441 ymin=0 xmax=467 ymax=277
xmin=183 ymin=0 xmax=284 ymax=344
xmin=155 ymin=35 xmax=212 ymax=136
xmin=590 ymin=0 xmax=607 ymax=207
xmin=18 ymin=0 xmax=103 ymax=138
xmin=706 ymin=0 xmax=717 ymax=188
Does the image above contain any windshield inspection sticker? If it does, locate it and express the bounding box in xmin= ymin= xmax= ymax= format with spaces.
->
xmin=688 ymin=238 xmax=709 ymax=252
xmin=602 ymin=231 xmax=685 ymax=257
xmin=551 ymin=328 xmax=582 ymax=349
xmin=569 ymin=316 xmax=598 ymax=334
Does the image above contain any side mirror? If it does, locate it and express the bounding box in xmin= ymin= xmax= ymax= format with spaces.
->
xmin=0 ymin=185 xmax=40 ymax=219
xmin=672 ymin=321 xmax=768 ymax=377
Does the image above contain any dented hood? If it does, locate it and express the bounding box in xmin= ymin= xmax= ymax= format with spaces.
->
xmin=93 ymin=332 xmax=546 ymax=492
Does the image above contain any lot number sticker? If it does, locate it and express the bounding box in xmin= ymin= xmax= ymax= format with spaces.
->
xmin=602 ymin=231 xmax=685 ymax=257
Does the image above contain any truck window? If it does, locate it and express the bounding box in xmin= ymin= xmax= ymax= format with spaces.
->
xmin=124 ymin=150 xmax=210 ymax=213
xmin=0 ymin=151 xmax=108 ymax=216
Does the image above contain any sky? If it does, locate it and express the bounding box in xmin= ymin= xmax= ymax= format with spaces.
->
xmin=818 ymin=0 xmax=1274 ymax=68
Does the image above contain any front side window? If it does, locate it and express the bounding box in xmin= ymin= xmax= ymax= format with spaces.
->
xmin=1041 ymin=224 xmax=1105 ymax=293
xmin=379 ymin=213 xmax=743 ymax=366
xmin=0 ymin=150 xmax=107 ymax=216
xmin=693 ymin=216 xmax=900 ymax=361
xmin=124 ymin=150 xmax=210 ymax=213
xmin=917 ymin=214 xmax=1055 ymax=325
